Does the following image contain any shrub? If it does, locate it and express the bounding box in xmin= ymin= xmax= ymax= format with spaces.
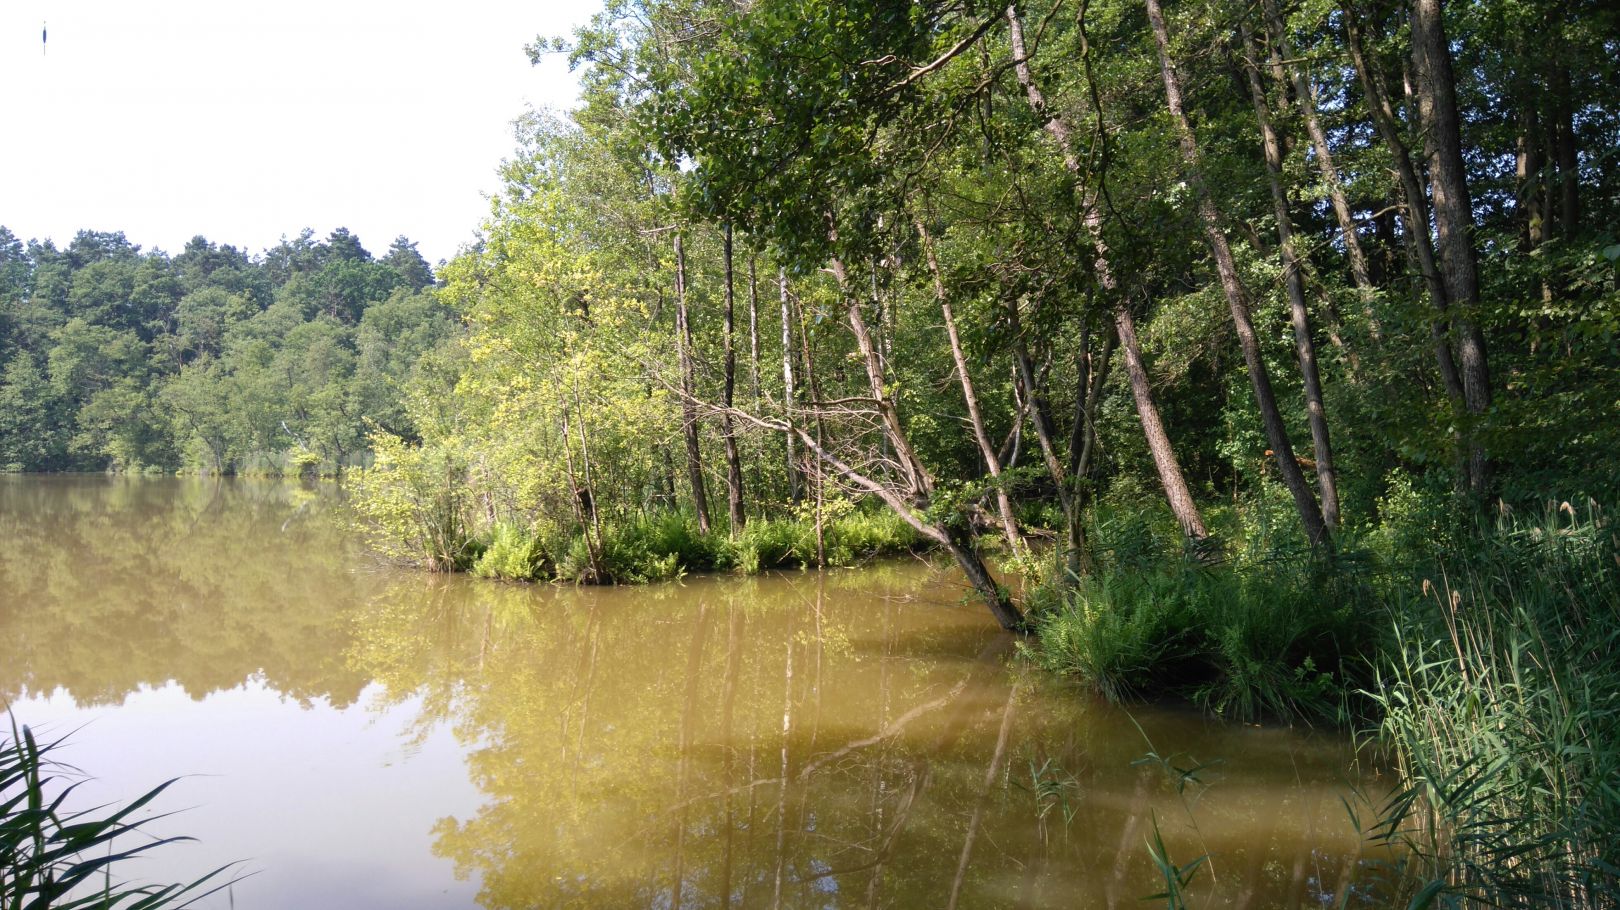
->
xmin=472 ymin=522 xmax=549 ymax=581
xmin=1028 ymin=570 xmax=1188 ymax=702
xmin=1031 ymin=506 xmax=1377 ymax=723
xmin=826 ymin=509 xmax=920 ymax=563
xmin=729 ymin=519 xmax=815 ymax=573
xmin=350 ymin=435 xmax=481 ymax=571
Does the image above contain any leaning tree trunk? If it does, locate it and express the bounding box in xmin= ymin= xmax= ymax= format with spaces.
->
xmin=773 ymin=417 xmax=1026 ymax=632
xmin=1114 ymin=306 xmax=1209 ymax=541
xmin=1145 ymin=0 xmax=1328 ymax=545
xmin=1004 ymin=291 xmax=1095 ymax=566
xmin=1241 ymin=21 xmax=1342 ymax=530
xmin=916 ymin=216 xmax=1023 ymax=552
xmin=1260 ymin=0 xmax=1379 ymax=347
xmin=1006 ymin=1 xmax=1206 ymax=547
xmin=674 ymin=232 xmax=713 ymax=533
xmin=827 ymin=248 xmax=933 ymax=503
xmin=721 ymin=225 xmax=747 ymax=532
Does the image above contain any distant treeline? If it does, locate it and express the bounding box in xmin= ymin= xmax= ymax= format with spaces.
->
xmin=0 ymin=226 xmax=455 ymax=473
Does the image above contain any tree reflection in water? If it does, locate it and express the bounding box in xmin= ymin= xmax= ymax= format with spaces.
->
xmin=350 ymin=565 xmax=1375 ymax=909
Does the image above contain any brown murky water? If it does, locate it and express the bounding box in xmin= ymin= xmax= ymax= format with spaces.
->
xmin=0 ymin=477 xmax=1386 ymax=908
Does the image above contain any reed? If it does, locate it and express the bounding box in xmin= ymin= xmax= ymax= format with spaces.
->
xmin=1 ymin=720 xmax=238 ymax=909
xmin=1360 ymin=503 xmax=1619 ymax=907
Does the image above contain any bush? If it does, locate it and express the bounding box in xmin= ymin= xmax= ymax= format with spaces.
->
xmin=729 ymin=519 xmax=816 ymax=573
xmin=1028 ymin=570 xmax=1189 ymax=702
xmin=1030 ymin=506 xmax=1377 ymax=723
xmin=350 ymin=435 xmax=481 ymax=572
xmin=826 ymin=509 xmax=921 ymax=563
xmin=472 ymin=522 xmax=549 ymax=581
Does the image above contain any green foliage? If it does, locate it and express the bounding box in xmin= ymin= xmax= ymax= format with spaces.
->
xmin=728 ymin=519 xmax=815 ymax=574
xmin=1030 ymin=506 xmax=1376 ymax=723
xmin=0 ymin=227 xmax=451 ymax=474
xmin=350 ymin=435 xmax=481 ymax=572
xmin=826 ymin=508 xmax=921 ymax=563
xmin=472 ymin=522 xmax=551 ymax=581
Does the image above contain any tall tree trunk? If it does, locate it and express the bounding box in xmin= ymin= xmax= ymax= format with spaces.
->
xmin=1551 ymin=63 xmax=1579 ymax=239
xmin=721 ymin=225 xmax=747 ymax=532
xmin=1517 ymin=104 xmax=1547 ymax=251
xmin=1114 ymin=306 xmax=1208 ymax=540
xmin=1241 ymin=22 xmax=1342 ymax=530
xmin=748 ymin=254 xmax=763 ymax=409
xmin=674 ymin=232 xmax=713 ymax=532
xmin=561 ymin=407 xmax=604 ymax=582
xmin=1260 ymin=0 xmax=1380 ymax=344
xmin=795 ymin=298 xmax=829 ymax=567
xmin=1007 ymin=1 xmax=1207 ymax=546
xmin=779 ymin=268 xmax=801 ymax=503
xmin=1145 ymin=0 xmax=1329 ymax=545
xmin=916 ymin=216 xmax=1023 ymax=551
xmin=1343 ymin=13 xmax=1466 ymax=403
xmin=574 ymin=377 xmax=605 ymax=547
xmin=1410 ymin=0 xmax=1492 ymax=492
xmin=1063 ymin=315 xmax=1115 ymax=580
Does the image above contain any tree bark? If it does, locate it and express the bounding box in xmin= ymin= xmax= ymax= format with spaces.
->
xmin=1063 ymin=315 xmax=1115 ymax=579
xmin=1241 ymin=22 xmax=1342 ymax=530
xmin=828 ymin=251 xmax=933 ymax=502
xmin=779 ymin=268 xmax=801 ymax=503
xmin=1516 ymin=104 xmax=1546 ymax=251
xmin=773 ymin=408 xmax=1024 ymax=631
xmin=721 ymin=225 xmax=747 ymax=532
xmin=1114 ymin=306 xmax=1208 ymax=541
xmin=1410 ymin=0 xmax=1492 ymax=492
xmin=1260 ymin=0 xmax=1380 ymax=343
xmin=916 ymin=216 xmax=1023 ymax=552
xmin=1006 ymin=1 xmax=1206 ymax=546
xmin=1343 ymin=13 xmax=1466 ymax=403
xmin=1007 ymin=294 xmax=1092 ymax=574
xmin=1551 ymin=63 xmax=1579 ymax=239
xmin=1145 ymin=0 xmax=1328 ymax=545
xmin=795 ymin=297 xmax=829 ymax=567
xmin=748 ymin=254 xmax=763 ymax=409
xmin=674 ymin=232 xmax=713 ymax=532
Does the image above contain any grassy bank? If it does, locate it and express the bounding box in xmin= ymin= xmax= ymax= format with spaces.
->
xmin=1027 ymin=499 xmax=1620 ymax=906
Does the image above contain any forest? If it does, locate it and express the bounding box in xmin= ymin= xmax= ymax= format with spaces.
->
xmin=0 ymin=226 xmax=451 ymax=473
xmin=3 ymin=0 xmax=1617 ymax=902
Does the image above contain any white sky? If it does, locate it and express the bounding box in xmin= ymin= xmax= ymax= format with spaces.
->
xmin=0 ymin=0 xmax=602 ymax=265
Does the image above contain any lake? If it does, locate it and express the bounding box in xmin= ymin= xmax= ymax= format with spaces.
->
xmin=0 ymin=476 xmax=1382 ymax=907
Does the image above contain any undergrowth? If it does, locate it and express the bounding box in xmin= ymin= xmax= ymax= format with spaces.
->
xmin=384 ymin=504 xmax=924 ymax=585
xmin=1034 ymin=498 xmax=1620 ymax=908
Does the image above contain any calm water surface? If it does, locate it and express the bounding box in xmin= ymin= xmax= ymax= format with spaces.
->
xmin=0 ymin=477 xmax=1383 ymax=908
